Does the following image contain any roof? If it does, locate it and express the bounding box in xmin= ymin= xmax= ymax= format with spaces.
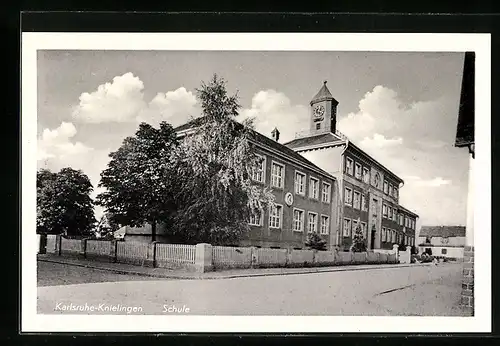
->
xmin=310 ymin=81 xmax=338 ymax=105
xmin=284 ymin=131 xmax=404 ymax=185
xmin=419 ymin=226 xmax=466 ymax=238
xmin=397 ymin=205 xmax=419 ymax=218
xmin=121 ymin=224 xmax=167 ymax=235
xmin=174 ymin=117 xmax=336 ymax=181
xmin=284 ymin=132 xmax=344 ymax=150
xmin=455 ymin=52 xmax=475 ymax=148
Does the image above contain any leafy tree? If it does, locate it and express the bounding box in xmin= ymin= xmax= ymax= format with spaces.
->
xmin=305 ymin=232 xmax=327 ymax=251
xmin=170 ymin=74 xmax=275 ymax=245
xmin=350 ymin=219 xmax=367 ymax=252
xmin=96 ymin=122 xmax=179 ymax=242
xmin=37 ymin=168 xmax=96 ymax=236
xmin=95 ymin=212 xmax=120 ymax=239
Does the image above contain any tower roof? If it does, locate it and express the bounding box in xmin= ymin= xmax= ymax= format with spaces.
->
xmin=310 ymin=81 xmax=338 ymax=105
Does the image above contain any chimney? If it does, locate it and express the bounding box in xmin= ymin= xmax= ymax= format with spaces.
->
xmin=271 ymin=127 xmax=280 ymax=142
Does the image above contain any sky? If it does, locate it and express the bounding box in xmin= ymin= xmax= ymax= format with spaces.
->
xmin=37 ymin=50 xmax=469 ymax=230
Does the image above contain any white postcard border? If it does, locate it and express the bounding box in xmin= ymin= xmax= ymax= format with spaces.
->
xmin=22 ymin=32 xmax=491 ymax=333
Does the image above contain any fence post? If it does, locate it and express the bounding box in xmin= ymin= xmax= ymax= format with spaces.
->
xmin=110 ymin=240 xmax=117 ymax=263
xmin=195 ymin=243 xmax=213 ymax=273
xmin=80 ymin=238 xmax=87 ymax=259
xmin=145 ymin=242 xmax=155 ymax=268
xmin=393 ymin=244 xmax=399 ymax=263
xmin=57 ymin=235 xmax=62 ymax=256
xmin=250 ymin=246 xmax=258 ymax=268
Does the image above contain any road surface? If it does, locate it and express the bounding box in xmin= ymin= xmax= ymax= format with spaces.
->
xmin=37 ymin=261 xmax=464 ymax=316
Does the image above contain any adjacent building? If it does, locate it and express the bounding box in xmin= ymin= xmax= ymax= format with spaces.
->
xmin=284 ymin=82 xmax=418 ymax=251
xmin=175 ymin=118 xmax=340 ymax=251
xmin=417 ymin=225 xmax=466 ymax=260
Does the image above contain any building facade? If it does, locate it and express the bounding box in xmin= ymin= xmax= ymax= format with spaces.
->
xmin=285 ymin=82 xmax=418 ymax=251
xmin=175 ymin=118 xmax=339 ymax=251
xmin=418 ymin=226 xmax=466 ymax=260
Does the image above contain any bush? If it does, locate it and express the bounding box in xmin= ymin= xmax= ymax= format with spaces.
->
xmin=305 ymin=232 xmax=327 ymax=251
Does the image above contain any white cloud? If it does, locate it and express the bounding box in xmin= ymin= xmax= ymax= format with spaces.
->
xmin=37 ymin=122 xmax=93 ymax=162
xmin=72 ymin=72 xmax=147 ymax=123
xmin=337 ymin=85 xmax=454 ymax=145
xmin=37 ymin=122 xmax=111 ymax=221
xmin=137 ymin=87 xmax=200 ymax=127
xmin=403 ymin=176 xmax=452 ymax=187
xmin=238 ymin=89 xmax=309 ymax=143
xmin=359 ymin=133 xmax=403 ymax=150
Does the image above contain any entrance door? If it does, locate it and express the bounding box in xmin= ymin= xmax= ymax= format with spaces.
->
xmin=370 ymin=225 xmax=376 ymax=250
xmin=371 ymin=198 xmax=379 ymax=249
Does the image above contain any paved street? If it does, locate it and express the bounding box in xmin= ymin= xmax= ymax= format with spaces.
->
xmin=37 ymin=261 xmax=465 ymax=316
xmin=37 ymin=261 xmax=162 ymax=287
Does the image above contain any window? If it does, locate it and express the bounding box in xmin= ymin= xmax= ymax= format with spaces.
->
xmin=361 ymin=222 xmax=367 ymax=237
xmin=294 ymin=171 xmax=306 ymax=195
xmin=316 ymin=123 xmax=321 ymax=130
xmin=320 ymin=215 xmax=330 ymax=235
xmin=271 ymin=162 xmax=285 ymax=188
xmin=353 ymin=191 xmax=361 ymax=209
xmin=362 ymin=167 xmax=370 ymax=184
xmin=383 ymin=180 xmax=389 ymax=194
xmin=269 ymin=204 xmax=282 ymax=229
xmin=399 ymin=214 xmax=404 ymax=226
xmin=382 ymin=227 xmax=387 ymax=241
xmin=393 ymin=209 xmax=398 ymax=222
xmin=388 ymin=206 xmax=392 ymax=219
xmin=251 ymin=154 xmax=266 ymax=183
xmin=382 ymin=204 xmax=388 ymax=218
xmin=321 ymin=182 xmax=331 ymax=203
xmin=248 ymin=204 xmax=263 ymax=226
xmin=361 ymin=194 xmax=367 ymax=211
xmin=343 ymin=218 xmax=351 ymax=237
xmin=344 ymin=187 xmax=353 ymax=206
xmin=309 ymin=177 xmax=319 ymax=199
xmin=308 ymin=212 xmax=318 ymax=233
xmin=389 ymin=184 xmax=393 ymax=197
xmin=355 ymin=163 xmax=362 ymax=179
xmin=393 ymin=186 xmax=398 ymax=199
xmin=293 ymin=208 xmax=304 ymax=232
xmin=441 ymin=248 xmax=447 ymax=255
xmin=392 ymin=230 xmax=396 ymax=243
xmin=372 ymin=198 xmax=378 ymax=216
xmin=345 ymin=157 xmax=354 ymax=175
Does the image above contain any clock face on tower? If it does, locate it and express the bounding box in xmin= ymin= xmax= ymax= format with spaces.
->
xmin=313 ymin=105 xmax=325 ymax=120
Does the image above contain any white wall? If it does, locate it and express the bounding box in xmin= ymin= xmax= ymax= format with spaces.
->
xmin=418 ymin=245 xmax=464 ymax=258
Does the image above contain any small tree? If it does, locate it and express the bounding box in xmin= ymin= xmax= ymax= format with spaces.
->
xmin=37 ymin=168 xmax=96 ymax=236
xmin=350 ymin=219 xmax=367 ymax=252
xmin=305 ymin=232 xmax=327 ymax=251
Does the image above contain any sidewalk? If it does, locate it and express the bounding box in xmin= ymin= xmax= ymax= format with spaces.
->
xmin=37 ymin=254 xmax=435 ymax=280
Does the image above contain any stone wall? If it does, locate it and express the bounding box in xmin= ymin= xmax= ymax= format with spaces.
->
xmin=461 ymin=245 xmax=474 ymax=315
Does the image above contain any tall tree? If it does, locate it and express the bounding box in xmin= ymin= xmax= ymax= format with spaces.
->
xmin=350 ymin=218 xmax=367 ymax=252
xmin=96 ymin=122 xmax=179 ymax=242
xmin=171 ymin=74 xmax=275 ymax=245
xmin=37 ymin=168 xmax=96 ymax=235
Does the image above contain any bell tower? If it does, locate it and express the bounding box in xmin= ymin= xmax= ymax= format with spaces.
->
xmin=310 ymin=81 xmax=339 ymax=135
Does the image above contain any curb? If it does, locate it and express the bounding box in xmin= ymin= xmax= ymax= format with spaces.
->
xmin=38 ymin=256 xmax=437 ymax=280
